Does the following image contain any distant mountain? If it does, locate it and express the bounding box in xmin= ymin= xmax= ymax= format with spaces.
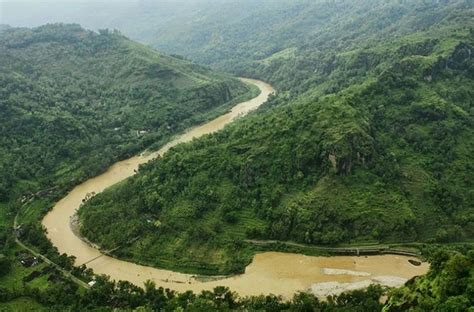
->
xmin=0 ymin=24 xmax=11 ymax=32
xmin=5 ymin=0 xmax=472 ymax=94
xmin=140 ymin=0 xmax=474 ymax=91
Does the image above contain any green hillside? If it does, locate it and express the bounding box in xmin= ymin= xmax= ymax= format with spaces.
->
xmin=79 ymin=2 xmax=474 ymax=275
xmin=0 ymin=23 xmax=255 ymax=308
xmin=1 ymin=1 xmax=474 ymax=311
xmin=136 ymin=0 xmax=473 ymax=91
xmin=386 ymin=247 xmax=474 ymax=311
xmin=0 ymin=23 xmax=253 ymax=202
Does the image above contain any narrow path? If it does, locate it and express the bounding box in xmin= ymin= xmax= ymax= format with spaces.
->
xmin=14 ymin=238 xmax=90 ymax=289
xmin=244 ymin=240 xmax=421 ymax=257
xmin=13 ymin=212 xmax=89 ymax=289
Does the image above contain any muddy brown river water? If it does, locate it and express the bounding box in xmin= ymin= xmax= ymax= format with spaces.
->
xmin=42 ymin=78 xmax=428 ymax=298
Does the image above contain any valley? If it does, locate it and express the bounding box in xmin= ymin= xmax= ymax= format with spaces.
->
xmin=1 ymin=1 xmax=473 ymax=311
xmin=42 ymin=78 xmax=427 ymax=297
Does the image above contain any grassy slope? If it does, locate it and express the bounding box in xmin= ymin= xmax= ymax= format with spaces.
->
xmin=0 ymin=297 xmax=47 ymax=312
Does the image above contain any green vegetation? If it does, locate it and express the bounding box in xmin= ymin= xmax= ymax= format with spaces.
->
xmin=386 ymin=247 xmax=474 ymax=311
xmin=0 ymin=254 xmax=11 ymax=277
xmin=0 ymin=248 xmax=471 ymax=311
xmin=0 ymin=297 xmax=47 ymax=312
xmin=0 ymin=23 xmax=252 ymax=202
xmin=0 ymin=23 xmax=255 ymax=310
xmin=0 ymin=275 xmax=385 ymax=311
xmin=1 ymin=1 xmax=474 ymax=311
xmin=0 ymin=22 xmax=252 ymax=240
xmin=79 ymin=1 xmax=474 ymax=276
xmin=78 ymin=0 xmax=472 ymax=95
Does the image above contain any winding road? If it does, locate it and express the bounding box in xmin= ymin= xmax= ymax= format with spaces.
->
xmin=41 ymin=79 xmax=428 ymax=298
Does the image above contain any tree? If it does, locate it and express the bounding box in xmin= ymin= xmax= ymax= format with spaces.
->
xmin=0 ymin=255 xmax=11 ymax=277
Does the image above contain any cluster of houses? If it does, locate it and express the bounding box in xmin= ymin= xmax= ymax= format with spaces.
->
xmin=16 ymin=251 xmax=40 ymax=267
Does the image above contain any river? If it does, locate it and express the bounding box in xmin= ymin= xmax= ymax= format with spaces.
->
xmin=42 ymin=78 xmax=428 ymax=298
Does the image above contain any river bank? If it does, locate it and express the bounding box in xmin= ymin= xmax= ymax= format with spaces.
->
xmin=42 ymin=78 xmax=428 ymax=298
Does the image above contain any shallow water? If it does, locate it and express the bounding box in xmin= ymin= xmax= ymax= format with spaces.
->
xmin=42 ymin=79 xmax=428 ymax=297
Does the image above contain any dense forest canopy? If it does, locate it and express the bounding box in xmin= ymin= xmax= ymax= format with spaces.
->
xmin=78 ymin=0 xmax=474 ymax=275
xmin=4 ymin=0 xmax=472 ymax=91
xmin=386 ymin=247 xmax=474 ymax=311
xmin=0 ymin=23 xmax=251 ymax=202
xmin=0 ymin=23 xmax=257 ymax=310
xmin=1 ymin=0 xmax=474 ymax=311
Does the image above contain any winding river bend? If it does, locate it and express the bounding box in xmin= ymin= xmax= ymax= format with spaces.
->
xmin=42 ymin=78 xmax=428 ymax=298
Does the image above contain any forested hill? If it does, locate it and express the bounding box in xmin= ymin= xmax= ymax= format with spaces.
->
xmin=0 ymin=24 xmax=252 ymax=202
xmin=79 ymin=2 xmax=474 ymax=277
xmin=0 ymin=2 xmax=473 ymax=311
xmin=0 ymin=23 xmax=260 ymax=311
xmin=386 ymin=248 xmax=474 ymax=311
xmin=145 ymin=0 xmax=473 ymax=93
xmin=4 ymin=1 xmax=472 ymax=95
xmin=6 ymin=1 xmax=472 ymax=94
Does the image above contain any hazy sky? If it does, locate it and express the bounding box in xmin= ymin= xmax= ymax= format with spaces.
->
xmin=0 ymin=0 xmax=209 ymax=27
xmin=0 ymin=0 xmax=242 ymax=32
xmin=0 ymin=0 xmax=133 ymax=2
xmin=1 ymin=0 xmax=133 ymax=27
